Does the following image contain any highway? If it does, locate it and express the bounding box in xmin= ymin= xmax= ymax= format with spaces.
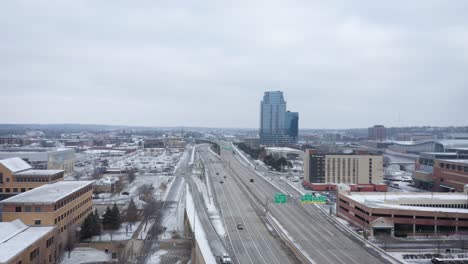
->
xmin=198 ymin=145 xmax=298 ymax=264
xmin=216 ymin=142 xmax=392 ymax=264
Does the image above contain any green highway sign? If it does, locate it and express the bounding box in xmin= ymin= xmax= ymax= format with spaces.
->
xmin=223 ymin=147 xmax=233 ymax=150
xmin=274 ymin=193 xmax=288 ymax=204
xmin=301 ymin=194 xmax=326 ymax=204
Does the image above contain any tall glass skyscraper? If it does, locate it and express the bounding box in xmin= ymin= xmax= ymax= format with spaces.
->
xmin=260 ymin=91 xmax=298 ymax=146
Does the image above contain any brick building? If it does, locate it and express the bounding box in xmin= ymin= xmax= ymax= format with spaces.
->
xmin=337 ymin=190 xmax=468 ymax=237
xmin=0 ymin=219 xmax=56 ymax=264
xmin=0 ymin=157 xmax=64 ymax=197
xmin=1 ymin=181 xmax=94 ymax=254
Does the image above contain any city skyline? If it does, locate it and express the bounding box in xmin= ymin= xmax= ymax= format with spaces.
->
xmin=1 ymin=1 xmax=468 ymax=128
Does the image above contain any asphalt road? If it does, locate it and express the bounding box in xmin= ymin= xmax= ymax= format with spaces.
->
xmin=218 ymin=142 xmax=391 ymax=264
xmin=199 ymin=146 xmax=298 ymax=264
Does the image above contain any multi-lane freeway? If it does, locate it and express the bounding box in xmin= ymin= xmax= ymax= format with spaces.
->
xmin=198 ymin=146 xmax=297 ymax=264
xmin=207 ymin=141 xmax=392 ymax=264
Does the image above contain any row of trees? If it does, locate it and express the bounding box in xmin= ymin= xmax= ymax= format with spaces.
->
xmin=236 ymin=142 xmax=264 ymax=159
xmin=80 ymin=204 xmax=123 ymax=240
xmin=263 ymin=155 xmax=293 ymax=172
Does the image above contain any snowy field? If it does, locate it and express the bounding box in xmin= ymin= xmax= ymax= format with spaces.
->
xmin=60 ymin=247 xmax=111 ymax=264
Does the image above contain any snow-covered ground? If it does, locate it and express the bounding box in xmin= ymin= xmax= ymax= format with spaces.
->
xmin=60 ymin=247 xmax=111 ymax=264
xmin=88 ymin=221 xmax=141 ymax=241
xmin=146 ymin=249 xmax=168 ymax=264
xmin=185 ymin=185 xmax=217 ymax=264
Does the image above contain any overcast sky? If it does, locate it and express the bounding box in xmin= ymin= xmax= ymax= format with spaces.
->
xmin=1 ymin=1 xmax=467 ymax=129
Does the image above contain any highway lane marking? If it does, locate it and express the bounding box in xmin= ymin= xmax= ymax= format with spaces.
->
xmin=226 ymin=152 xmax=362 ymax=264
xmin=220 ymin=162 xmax=283 ymax=264
xmin=210 ymin=162 xmax=255 ymax=264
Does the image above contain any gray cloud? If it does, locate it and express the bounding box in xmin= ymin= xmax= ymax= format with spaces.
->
xmin=1 ymin=0 xmax=467 ymax=128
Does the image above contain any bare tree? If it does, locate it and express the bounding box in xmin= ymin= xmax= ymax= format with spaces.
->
xmin=65 ymin=230 xmax=76 ymax=259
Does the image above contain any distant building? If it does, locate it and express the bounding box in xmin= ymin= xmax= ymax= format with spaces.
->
xmin=413 ymin=153 xmax=468 ymax=192
xmin=1 ymin=181 xmax=94 ymax=255
xmin=285 ymin=111 xmax=299 ymax=141
xmin=243 ymin=137 xmax=260 ymax=149
xmin=259 ymin=91 xmax=298 ymax=146
xmin=368 ymin=125 xmax=386 ymax=140
xmin=265 ymin=147 xmax=304 ymax=160
xmin=389 ymin=139 xmax=468 ymax=154
xmin=0 ymin=147 xmax=75 ymax=173
xmin=0 ymin=157 xmax=64 ymax=197
xmin=0 ymin=219 xmax=56 ymax=264
xmin=303 ymin=149 xmax=383 ymax=185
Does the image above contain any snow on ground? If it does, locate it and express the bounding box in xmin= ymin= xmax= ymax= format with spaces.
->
xmin=160 ymin=178 xmax=187 ymax=239
xmin=186 ymin=185 xmax=217 ymax=264
xmin=89 ymin=221 xmax=141 ymax=241
xmin=146 ymin=249 xmax=168 ymax=264
xmin=60 ymin=247 xmax=111 ymax=264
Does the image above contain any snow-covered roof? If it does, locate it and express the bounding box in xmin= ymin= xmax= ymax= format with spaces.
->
xmin=94 ymin=176 xmax=119 ymax=185
xmin=440 ymin=159 xmax=468 ymax=165
xmin=15 ymin=169 xmax=64 ymax=176
xmin=0 ymin=219 xmax=55 ymax=263
xmin=0 ymin=157 xmax=32 ymax=173
xmin=1 ymin=181 xmax=94 ymax=204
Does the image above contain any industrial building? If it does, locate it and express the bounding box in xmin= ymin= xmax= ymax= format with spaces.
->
xmin=388 ymin=139 xmax=468 ymax=154
xmin=338 ymin=188 xmax=468 ymax=237
xmin=0 ymin=147 xmax=75 ymax=173
xmin=0 ymin=157 xmax=64 ymax=197
xmin=303 ymin=149 xmax=384 ymax=186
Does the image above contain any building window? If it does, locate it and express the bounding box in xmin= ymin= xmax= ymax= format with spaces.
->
xmin=34 ymin=220 xmax=41 ymax=225
xmin=6 ymin=177 xmax=10 ymax=182
xmin=5 ymin=188 xmax=10 ymax=193
xmin=21 ymin=188 xmax=26 ymax=192
xmin=25 ymin=206 xmax=31 ymax=212
xmin=15 ymin=207 xmax=22 ymax=212
xmin=35 ymin=207 xmax=41 ymax=212
xmin=13 ymin=188 xmax=18 ymax=192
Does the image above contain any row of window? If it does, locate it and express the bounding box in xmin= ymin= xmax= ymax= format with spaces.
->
xmin=29 ymin=247 xmax=40 ymax=261
xmin=54 ymin=196 xmax=92 ymax=224
xmin=2 ymin=187 xmax=33 ymax=193
xmin=14 ymin=174 xmax=62 ymax=182
xmin=54 ymin=185 xmax=92 ymax=210
xmin=15 ymin=205 xmax=42 ymax=213
xmin=440 ymin=162 xmax=468 ymax=173
xmin=59 ymin=205 xmax=92 ymax=234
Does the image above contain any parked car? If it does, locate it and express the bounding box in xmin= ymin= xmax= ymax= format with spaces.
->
xmin=220 ymin=180 xmax=224 ymax=184
xmin=121 ymin=191 xmax=130 ymax=195
xmin=237 ymin=223 xmax=244 ymax=230
xmin=250 ymin=179 xmax=254 ymax=183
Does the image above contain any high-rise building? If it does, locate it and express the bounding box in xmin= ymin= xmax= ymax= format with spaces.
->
xmin=286 ymin=111 xmax=299 ymax=141
xmin=368 ymin=125 xmax=386 ymax=140
xmin=303 ymin=149 xmax=384 ymax=185
xmin=259 ymin=91 xmax=298 ymax=146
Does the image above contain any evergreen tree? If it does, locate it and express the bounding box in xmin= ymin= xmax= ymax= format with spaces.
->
xmin=111 ymin=203 xmax=121 ymax=229
xmin=80 ymin=215 xmax=91 ymax=239
xmin=90 ymin=211 xmax=101 ymax=236
xmin=127 ymin=199 xmax=138 ymax=223
xmin=102 ymin=206 xmax=113 ymax=230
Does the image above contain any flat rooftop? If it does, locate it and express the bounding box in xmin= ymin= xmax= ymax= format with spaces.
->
xmin=0 ymin=220 xmax=54 ymax=263
xmin=15 ymin=169 xmax=64 ymax=176
xmin=440 ymin=159 xmax=468 ymax=165
xmin=1 ymin=180 xmax=93 ymax=204
xmin=342 ymin=192 xmax=468 ymax=213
